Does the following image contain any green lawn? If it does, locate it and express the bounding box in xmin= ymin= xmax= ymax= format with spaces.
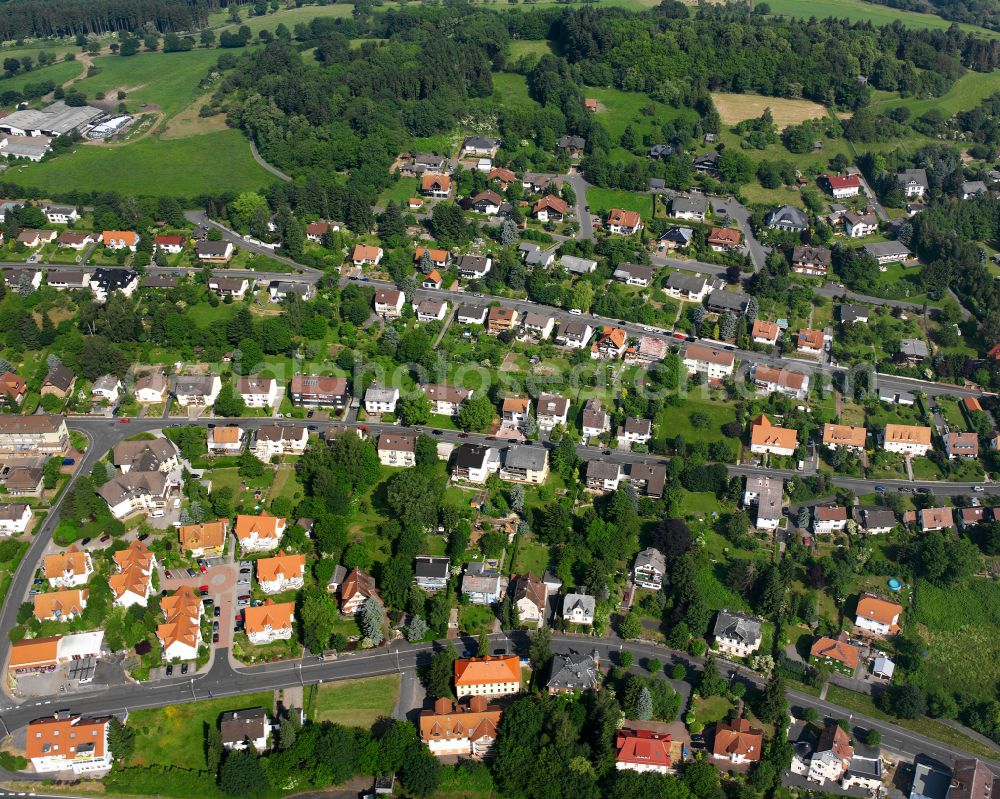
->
xmin=314 ymin=674 xmax=400 ymax=727
xmin=585 ymin=85 xmax=699 ymax=144
xmin=586 ymin=187 xmax=653 ymax=218
xmin=72 ymin=49 xmax=226 ymax=121
xmin=127 ymin=692 xmax=273 ymax=770
xmin=212 ymin=4 xmax=354 ymax=36
xmin=871 ymin=70 xmax=1000 ymax=118
xmin=509 ymin=40 xmax=554 ymax=60
xmin=11 ymin=129 xmax=274 ymax=197
xmin=378 ymin=177 xmax=420 ymax=207
xmin=0 ymin=60 xmax=81 ymax=97
xmin=491 ymin=72 xmax=540 ymax=112
xmin=766 ymin=0 xmax=1000 ymax=37
xmin=692 ymin=694 xmax=734 ymax=725
xmin=459 ymin=603 xmax=497 ymax=635
xmin=654 ymin=396 xmax=738 ymax=445
xmin=512 ymin=535 xmax=550 ymax=577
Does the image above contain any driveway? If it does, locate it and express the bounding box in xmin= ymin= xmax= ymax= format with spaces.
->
xmin=709 ymin=196 xmax=766 ymax=270
xmin=563 ymin=170 xmax=594 ymax=240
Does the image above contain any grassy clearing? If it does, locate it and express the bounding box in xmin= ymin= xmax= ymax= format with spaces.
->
xmin=313 ymin=674 xmax=400 ymax=727
xmin=509 ymin=40 xmax=554 ymax=59
xmin=824 ymin=684 xmax=1000 ymax=760
xmin=654 ymin=395 xmax=737 ymax=445
xmin=585 ymin=85 xmax=699 ymax=144
xmin=512 ymin=536 xmax=550 ymax=576
xmin=491 ymin=72 xmax=540 ymax=112
xmin=0 ymin=60 xmax=81 ymax=96
xmin=72 ymin=50 xmax=224 ymax=121
xmin=127 ymin=692 xmax=273 ymax=769
xmin=12 ymin=129 xmax=274 ymax=196
xmin=586 ymin=187 xmax=653 ymax=218
xmin=212 ymin=4 xmax=354 ymax=35
xmin=765 ymin=0 xmax=1000 ymax=37
xmin=378 ymin=177 xmax=420 ymax=207
xmin=872 ymin=70 xmax=1000 ymax=119
xmin=162 ymin=93 xmax=229 ymax=140
xmin=712 ymin=92 xmax=827 ymax=128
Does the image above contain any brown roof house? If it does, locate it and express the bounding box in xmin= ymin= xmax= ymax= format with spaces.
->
xmin=713 ymin=717 xmax=764 ymax=764
xmin=40 ymin=363 xmax=75 ymax=398
xmin=810 ymin=631 xmax=859 ymax=675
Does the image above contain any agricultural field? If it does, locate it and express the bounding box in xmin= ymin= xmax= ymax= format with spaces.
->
xmin=711 ymin=92 xmax=827 ymax=128
xmin=0 ymin=59 xmax=81 ymax=96
xmin=11 ymin=128 xmax=274 ymax=197
xmin=764 ymin=0 xmax=1000 ymax=36
xmin=209 ymin=3 xmax=354 ymax=35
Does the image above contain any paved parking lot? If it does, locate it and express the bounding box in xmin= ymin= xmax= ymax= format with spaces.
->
xmin=161 ymin=560 xmax=237 ymax=650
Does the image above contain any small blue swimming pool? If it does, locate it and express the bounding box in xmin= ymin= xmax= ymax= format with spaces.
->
xmin=888 ymin=578 xmax=902 ymax=591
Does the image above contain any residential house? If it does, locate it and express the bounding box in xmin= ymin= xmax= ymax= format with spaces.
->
xmin=456 ymin=254 xmax=492 ymax=279
xmin=256 ymin=552 xmax=306 ymax=594
xmin=109 ymin=540 xmax=156 ymax=608
xmin=414 ymin=556 xmax=450 ymax=592
xmin=413 ymin=297 xmax=448 ymax=322
xmin=46 ymin=269 xmax=90 ymax=290
xmin=563 ymin=592 xmax=595 ymax=626
xmin=423 ymin=384 xmax=471 ymax=416
xmin=899 ymin=338 xmax=929 ymax=364
xmin=153 ymin=234 xmax=185 ymax=254
xmin=377 ymin=431 xmax=417 ymax=467
xmin=751 ymin=319 xmax=780 ymax=346
xmin=44 ymin=547 xmax=93 ymax=589
xmin=606 ymin=208 xmax=643 ymax=235
xmin=797 ymin=327 xmax=826 ymax=355
xmin=112 ymin=438 xmax=178 ymax=474
xmin=252 ymin=425 xmax=308 ymax=461
xmin=670 ymin=195 xmax=708 ymax=221
xmin=97 ymin=471 xmax=176 ymax=520
xmin=421 ymin=174 xmax=451 ymax=198
xmin=945 ymin=431 xmax=979 ymax=459
xmin=173 ymin=374 xmax=222 ymax=407
xmin=463 ymin=137 xmax=500 ymax=156
xmin=352 ymin=244 xmax=383 ymax=267
xmin=713 ymin=717 xmax=764 ymax=764
xmin=883 ymin=423 xmax=932 ymax=456
xmin=487 ymin=167 xmax=516 ymax=189
xmin=581 ymin=399 xmax=610 ymax=441
xmin=220 ymin=708 xmax=271 ymax=753
xmin=948 ymin=759 xmax=1000 ymax=799
xmin=510 ymin=572 xmax=547 ymax=626
xmin=56 ymin=231 xmax=93 ymax=250
xmin=555 ymin=320 xmax=594 ymax=349
xmin=708 ymin=227 xmax=742 ymax=251
xmin=546 ymin=649 xmax=601 ymax=694
xmin=454 ymin=654 xmax=521 ymax=698
xmin=402 ymin=152 xmax=446 ymax=176
xmin=17 ymin=229 xmax=55 ymax=247
xmin=305 ymin=220 xmax=339 ymax=242
xmin=860 ymin=507 xmax=898 ymax=535
xmin=842 ymin=745 xmax=884 ymax=792
xmin=420 ymin=696 xmax=502 ymax=759
xmin=683 ymin=343 xmax=735 ymax=380
xmin=208 ymin=426 xmax=243 ymax=455
xmin=26 ymin=715 xmax=111 ymax=775
xmin=501 ymin=397 xmax=531 ymax=428
xmin=0 ymin=502 xmax=32 ymax=535
xmin=289 ymin=375 xmax=350 ymax=409
xmin=561 ymin=255 xmax=598 ymax=275
xmin=522 ymin=173 xmax=557 ymax=194
xmin=865 ymin=241 xmax=911 ymax=266
xmin=792 ymin=245 xmax=832 ymax=276
xmin=810 ymin=631 xmax=859 ymax=675
xmin=807 ymin=724 xmax=855 ymax=786
xmin=591 ymin=326 xmax=628 ymax=360
xmin=618 ymin=417 xmax=652 ymax=448
xmin=664 ymin=272 xmax=710 ymax=302
xmin=855 ymin=593 xmax=902 ymax=636
xmin=134 ymin=371 xmax=168 ymax=404
xmin=586 ymin=460 xmax=622 ymax=492
xmin=207 ymin=277 xmax=248 ymax=299
xmin=467 ymin=190 xmax=503 ymax=215
xmin=234 ymin=513 xmax=286 ymax=553
xmin=90 ymin=374 xmax=121 ymax=404
xmin=89 ymin=268 xmax=138 ymax=302
xmin=627 ymin=462 xmax=667 ymax=500
xmin=340 ymin=568 xmax=380 ymax=615
xmin=522 ymin=311 xmax=555 ymax=341
xmin=843 ymin=211 xmax=878 ymax=238
xmin=178 ymin=519 xmax=228 ymax=558
xmin=34 ymin=588 xmax=88 ymax=622
xmin=633 ymin=547 xmax=666 ymax=590
xmin=245 ymin=600 xmax=295 ymax=644
xmin=100 ymin=231 xmax=138 ymax=251
xmin=766 ymin=205 xmax=809 ymax=232
xmin=0 ymin=371 xmax=26 ymax=405
xmin=499 ymin=445 xmax=549 ymax=484
xmin=457 ymin=304 xmax=488 ymax=325
xmin=531 ymin=194 xmax=569 ymax=222
xmin=41 ymin=363 xmax=75 ymax=399
xmin=823 ymin=423 xmax=867 ymax=451
xmin=752 ymin=365 xmax=809 ymax=400
xmin=415 ymin=247 xmax=450 ymax=271
xmin=452 ymin=444 xmax=500 ymax=484
xmin=897 ymin=169 xmax=929 ymax=198
xmin=615 ymin=728 xmax=672 ymax=774
xmin=268 ymin=281 xmax=314 ymax=302
xmin=962 ymin=180 xmax=988 ymax=199
xmin=706 ymin=290 xmax=752 ymax=316
xmin=823 ymin=174 xmax=861 ymax=198
xmin=0 ymin=415 xmax=68 ymax=455
xmin=814 ymin=505 xmax=849 ymax=534
xmin=749 ymin=414 xmax=798 ymax=457
xmin=43 ymin=204 xmax=79 ymax=224
xmin=487 ymin=306 xmax=518 ymax=334
xmin=713 ymin=610 xmax=763 ymax=658
xmin=840 ymin=304 xmax=869 ymax=325
xmin=556 ymin=135 xmax=585 ymax=156
xmin=365 ymin=386 xmax=400 ymax=415
xmin=3 ymin=268 xmax=41 ymax=293
xmin=659 ymin=226 xmax=695 ymax=250
xmin=626 ymin=336 xmax=668 ymax=365
xmin=918 ymin=506 xmax=954 ymax=532
xmin=536 ymin=393 xmax=570 ymax=431
xmin=692 ymin=150 xmax=721 ymax=174
xmin=5 ymin=467 xmax=42 ymax=497
xmin=613 ymin=262 xmax=655 ymax=287
xmin=743 ymin=474 xmax=783 ymax=531
xmin=461 ymin=561 xmax=505 ymax=605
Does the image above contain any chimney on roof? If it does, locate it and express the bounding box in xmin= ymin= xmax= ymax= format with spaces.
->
xmin=469 ymin=695 xmax=488 ymax=712
xmin=434 ymin=697 xmax=452 ymax=715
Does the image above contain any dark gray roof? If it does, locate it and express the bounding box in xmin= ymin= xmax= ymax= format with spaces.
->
xmin=43 ymin=363 xmax=75 ymax=391
xmin=661 ymin=226 xmax=694 ymax=245
xmin=614 ymin=262 xmax=655 ymax=282
xmin=765 ymin=205 xmax=808 ymax=230
xmin=586 ymin=459 xmax=621 ymax=481
xmin=198 ymin=240 xmax=232 ymax=257
xmin=546 ymin=649 xmax=601 ymax=691
xmin=557 ymin=135 xmax=585 ymax=150
xmin=91 ymin=267 xmax=137 ymax=292
xmin=454 ymin=443 xmax=492 ymax=469
xmin=634 ymin=547 xmax=666 ymax=574
xmin=792 ymin=244 xmax=831 ymax=267
xmin=672 ymin=196 xmax=708 ymax=216
xmin=220 ymin=707 xmax=269 ymax=745
xmin=862 ymin=507 xmax=897 ymax=530
xmin=504 ymin=445 xmax=547 ymax=471
xmin=863 ymin=241 xmax=910 ymax=260
xmin=839 ymin=304 xmax=869 ymax=323
xmin=142 ymin=275 xmax=178 ymax=289
xmin=414 ymin=556 xmax=450 ymax=579
xmin=707 ymin=291 xmax=751 ymax=313
xmin=666 ymin=272 xmax=707 ymax=293
xmin=897 ymin=168 xmax=928 ymax=189
xmin=712 ymin=609 xmax=762 ymax=645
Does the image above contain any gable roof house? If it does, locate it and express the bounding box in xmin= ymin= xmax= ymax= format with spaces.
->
xmin=0 ymin=502 xmax=32 ymax=535
xmin=112 ymin=438 xmax=178 ymax=474
xmin=461 ymin=561 xmax=506 ymax=606
xmin=591 ymin=326 xmax=628 ymax=360
xmin=413 ymin=297 xmax=449 ymax=322
xmin=671 ymin=195 xmax=709 ymax=221
xmin=352 ymin=244 xmax=383 ymax=267
xmin=532 ymin=194 xmax=569 ymax=222
xmin=766 ymin=205 xmax=808 ymax=232
xmin=0 ymin=371 xmax=26 ymax=405
xmin=178 ymin=519 xmax=228 ymax=557
xmin=378 ymin=431 xmax=417 ymax=467
xmin=420 ymin=696 xmax=503 ymax=759
xmin=56 ymin=231 xmax=94 ymax=250
xmin=628 ymin=462 xmax=667 ymax=499
xmin=89 ymin=268 xmax=138 ymax=303
xmin=109 ymin=540 xmax=156 ymax=608
xmin=843 ymin=210 xmax=878 ymax=238
xmin=556 ymin=135 xmax=586 ymax=155
xmin=251 ymin=425 xmax=308 ymax=461
xmin=813 ymin=505 xmax=849 ymax=534
xmin=613 ymin=262 xmax=655 ymax=287
xmin=752 ymin=365 xmax=809 ymax=400
xmin=365 ymin=385 xmax=400 ymax=415
xmin=633 ymin=547 xmax=666 ymax=590
xmin=854 ymin=593 xmax=902 ymax=637
xmin=414 ymin=556 xmax=450 ymax=592
xmin=615 ymin=727 xmax=672 ymax=775
xmin=713 ymin=610 xmax=763 ymax=658
xmin=823 ymin=173 xmax=861 ymax=198
xmin=792 ymin=245 xmax=832 ymax=276
xmin=245 ymin=600 xmax=295 ymax=645
xmin=290 ymin=375 xmax=350 ymax=409
xmin=706 ymin=290 xmax=752 ymax=316
xmin=173 ymin=374 xmax=222 ymax=407
xmin=945 ymin=431 xmax=979 ymax=459
xmin=220 ymin=708 xmax=271 ymax=753
xmin=499 ymin=444 xmax=549 ymax=484
xmin=99 ymin=230 xmax=138 ymax=251
xmin=421 ymin=174 xmax=451 ymax=198
xmin=713 ymin=717 xmax=764 ymax=764
xmin=456 ymin=254 xmax=492 ymax=279
xmin=823 ymin=423 xmax=867 ymax=451
xmin=749 ymin=414 xmax=798 ymax=457
xmin=256 ymin=552 xmax=306 ymax=594
xmin=44 ymin=547 xmax=93 ymax=589
xmin=810 ymin=631 xmax=859 ymax=675
xmin=454 ymin=654 xmax=521 ymax=698
xmin=962 ymin=180 xmax=988 ymax=200
xmin=664 ymin=272 xmax=710 ymax=302
xmin=34 ymin=589 xmax=88 ymax=622
xmin=487 ymin=305 xmax=518 ymax=334
xmin=606 ymin=208 xmax=643 ymax=235
xmin=46 ymin=269 xmax=90 ymax=290
xmin=840 ymin=304 xmax=870 ymax=325
xmin=865 ymin=241 xmax=911 ymax=267
xmin=586 ymin=459 xmax=622 ymax=493
xmin=234 ymin=513 xmax=286 ymax=553
xmin=883 ymin=423 xmax=932 ymax=456
xmin=751 ymin=319 xmax=780 ymax=346
xmin=510 ymin=572 xmax=547 ymax=626
xmin=563 ymin=591 xmax=595 ymax=626
xmin=536 ymin=393 xmax=570 ymax=431
xmin=808 ymin=724 xmax=855 ymax=785
xmin=340 ymin=567 xmax=381 ymax=615
xmin=683 ymin=343 xmax=735 ymax=381
xmin=708 ymin=227 xmax=742 ymax=251
xmin=451 ymin=443 xmax=500 ymax=484
xmin=97 ymin=471 xmax=177 ymax=520
xmin=898 ymin=168 xmax=929 ymax=198
xmin=918 ymin=506 xmax=954 ymax=532
xmin=423 ymin=383 xmax=472 ymax=416
xmin=41 ymin=363 xmax=75 ymax=398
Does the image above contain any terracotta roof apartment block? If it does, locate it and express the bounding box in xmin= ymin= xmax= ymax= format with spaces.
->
xmin=823 ymin=423 xmax=867 ymax=449
xmin=884 ymin=423 xmax=932 ymax=447
xmin=684 ymin=343 xmax=736 ymax=367
xmin=34 ymin=589 xmax=88 ymax=621
xmin=178 ymin=520 xmax=228 ymax=553
xmin=256 ymin=552 xmax=306 ymax=583
xmin=234 ymin=514 xmax=285 ymax=543
xmin=43 ymin=547 xmax=91 ymax=582
xmin=26 ymin=715 xmax=109 ymax=762
xmin=454 ymin=654 xmax=521 ymax=687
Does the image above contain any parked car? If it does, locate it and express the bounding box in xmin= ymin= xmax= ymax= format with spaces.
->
xmin=165 ymin=665 xmax=173 ymax=677
xmin=214 ymin=606 xmax=221 ymax=617
xmin=81 ymin=538 xmax=92 ymax=546
xmin=99 ymin=535 xmax=111 ymax=543
xmin=119 ymin=418 xmax=130 ymax=423
xmin=213 ymin=633 xmax=220 ymax=643
xmin=180 ymin=663 xmax=188 ymax=675
xmin=164 ymin=569 xmax=173 ymax=579
xmin=212 ymin=621 xmax=219 ymax=633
